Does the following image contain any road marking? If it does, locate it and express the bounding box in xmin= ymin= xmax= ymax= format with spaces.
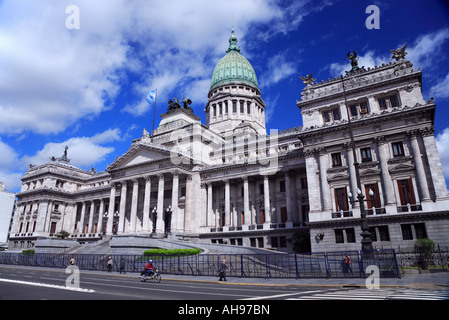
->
xmin=0 ymin=278 xmax=95 ymax=293
xmin=241 ymin=290 xmax=323 ymax=300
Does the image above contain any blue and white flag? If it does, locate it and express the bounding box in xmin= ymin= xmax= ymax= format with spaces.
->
xmin=146 ymin=90 xmax=156 ymax=104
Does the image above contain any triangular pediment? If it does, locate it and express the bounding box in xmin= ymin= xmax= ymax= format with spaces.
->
xmin=107 ymin=143 xmax=172 ymax=171
xmin=389 ymin=163 xmax=415 ymax=175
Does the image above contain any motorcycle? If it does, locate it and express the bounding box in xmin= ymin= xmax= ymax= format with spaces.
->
xmin=139 ymin=269 xmax=161 ymax=283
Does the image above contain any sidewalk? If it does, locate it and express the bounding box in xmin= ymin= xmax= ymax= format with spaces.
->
xmin=2 ymin=264 xmax=449 ymax=290
xmin=160 ymin=271 xmax=449 ymax=290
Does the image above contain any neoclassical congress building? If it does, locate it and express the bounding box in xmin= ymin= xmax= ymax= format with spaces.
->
xmin=9 ymin=31 xmax=449 ymax=253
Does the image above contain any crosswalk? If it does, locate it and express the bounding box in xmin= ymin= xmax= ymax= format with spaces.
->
xmin=288 ymin=288 xmax=449 ymax=300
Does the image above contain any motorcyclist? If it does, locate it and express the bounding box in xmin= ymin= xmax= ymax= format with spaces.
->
xmin=145 ymin=259 xmax=155 ymax=277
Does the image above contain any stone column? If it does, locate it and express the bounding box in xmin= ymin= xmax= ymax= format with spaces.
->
xmin=184 ymin=175 xmax=192 ymax=232
xmin=106 ymin=183 xmax=116 ymax=234
xmin=207 ymin=182 xmax=213 ymax=226
xmin=79 ymin=201 xmax=86 ymax=233
xmin=97 ymin=199 xmax=105 ymax=234
xmin=345 ymin=143 xmax=359 ymax=208
xmin=284 ymin=170 xmax=293 ymax=222
xmin=421 ymin=128 xmax=449 ymax=200
xmin=305 ymin=149 xmax=321 ymax=214
xmin=156 ymin=174 xmax=165 ymax=233
xmin=375 ymin=136 xmax=396 ymax=206
xmin=263 ymin=175 xmax=271 ymax=224
xmin=35 ymin=200 xmax=50 ymax=234
xmin=243 ymin=176 xmax=250 ymax=225
xmin=129 ymin=178 xmax=139 ymax=233
xmin=171 ymin=171 xmax=179 ymax=232
xmin=408 ymin=131 xmax=431 ymax=202
xmin=224 ymin=179 xmax=231 ymax=227
xmin=87 ymin=200 xmax=95 ymax=233
xmin=200 ymin=183 xmax=207 ymax=227
xmin=142 ymin=176 xmax=152 ymax=233
xmin=70 ymin=203 xmax=78 ymax=234
xmin=118 ymin=181 xmax=127 ymax=234
xmin=318 ymin=148 xmax=332 ymax=211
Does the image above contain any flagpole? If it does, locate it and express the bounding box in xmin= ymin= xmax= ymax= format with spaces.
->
xmin=151 ymin=89 xmax=157 ymax=138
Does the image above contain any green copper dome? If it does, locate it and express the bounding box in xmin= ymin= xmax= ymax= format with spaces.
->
xmin=210 ymin=30 xmax=259 ymax=90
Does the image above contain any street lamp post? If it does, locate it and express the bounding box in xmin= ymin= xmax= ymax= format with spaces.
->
xmin=341 ymin=75 xmax=374 ymax=253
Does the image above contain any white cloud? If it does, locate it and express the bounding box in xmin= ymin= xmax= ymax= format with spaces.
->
xmin=0 ymin=0 xmax=295 ymax=128
xmin=0 ymin=139 xmax=22 ymax=192
xmin=260 ymin=52 xmax=297 ymax=88
xmin=328 ymin=50 xmax=389 ymax=77
xmin=327 ymin=28 xmax=449 ymax=78
xmin=22 ymin=128 xmax=122 ymax=170
xmin=436 ymin=127 xmax=449 ymax=181
xmin=406 ymin=28 xmax=449 ymax=70
xmin=427 ymin=72 xmax=449 ymax=100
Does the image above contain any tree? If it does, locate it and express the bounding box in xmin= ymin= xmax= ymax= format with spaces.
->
xmin=288 ymin=230 xmax=311 ymax=253
xmin=414 ymin=238 xmax=435 ymax=270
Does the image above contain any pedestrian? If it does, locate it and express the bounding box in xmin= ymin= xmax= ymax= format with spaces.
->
xmin=70 ymin=257 xmax=75 ymax=265
xmin=344 ymin=253 xmax=352 ymax=275
xmin=119 ymin=258 xmax=126 ymax=274
xmin=107 ymin=256 xmax=113 ymax=272
xmin=218 ymin=259 xmax=229 ymax=281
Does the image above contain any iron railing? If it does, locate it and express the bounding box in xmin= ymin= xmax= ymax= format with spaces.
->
xmin=0 ymin=249 xmax=400 ymax=279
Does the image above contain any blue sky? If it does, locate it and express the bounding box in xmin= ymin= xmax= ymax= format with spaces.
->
xmin=0 ymin=0 xmax=449 ymax=193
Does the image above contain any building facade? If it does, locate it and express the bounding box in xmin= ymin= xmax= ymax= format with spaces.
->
xmin=0 ymin=182 xmax=16 ymax=246
xmin=8 ymin=31 xmax=449 ymax=252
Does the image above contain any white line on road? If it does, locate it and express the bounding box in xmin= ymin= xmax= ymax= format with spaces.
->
xmin=0 ymin=278 xmax=95 ymax=293
xmin=240 ymin=290 xmax=323 ymax=300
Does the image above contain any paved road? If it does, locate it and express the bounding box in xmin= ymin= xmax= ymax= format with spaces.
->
xmin=0 ymin=265 xmax=448 ymax=302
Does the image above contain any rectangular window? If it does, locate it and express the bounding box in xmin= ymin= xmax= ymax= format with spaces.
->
xmin=280 ymin=207 xmax=287 ymax=223
xmin=247 ymin=102 xmax=251 ymax=114
xmin=365 ymin=183 xmax=381 ymax=209
xmin=401 ymin=224 xmax=413 ymax=240
xmin=361 ymin=147 xmax=372 ymax=162
xmin=392 ymin=142 xmax=405 ymax=157
xmin=378 ymin=94 xmax=399 ymax=110
xmin=240 ymin=101 xmax=244 ymax=113
xmin=346 ymin=228 xmax=356 ymax=243
xmin=378 ymin=226 xmax=390 ymax=241
xmin=322 ymin=108 xmax=341 ymax=123
xmin=232 ymin=101 xmax=237 ymax=113
xmin=331 ymin=152 xmax=342 ymax=167
xmin=334 ymin=187 xmax=349 ymax=211
xmin=349 ymin=102 xmax=368 ymax=116
xmin=335 ymin=229 xmax=344 ymax=243
xmin=280 ymin=180 xmax=286 ymax=192
xmin=398 ymin=179 xmax=416 ymax=205
xmin=414 ymin=223 xmax=427 ymax=239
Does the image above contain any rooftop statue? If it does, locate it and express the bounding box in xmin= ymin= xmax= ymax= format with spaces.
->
xmin=299 ymin=73 xmax=316 ymax=86
xmin=347 ymin=51 xmax=360 ymax=72
xmin=390 ymin=45 xmax=407 ymax=61
xmin=167 ymin=97 xmax=193 ymax=113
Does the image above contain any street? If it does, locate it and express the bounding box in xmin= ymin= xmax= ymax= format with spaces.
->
xmin=0 ymin=265 xmax=448 ymax=301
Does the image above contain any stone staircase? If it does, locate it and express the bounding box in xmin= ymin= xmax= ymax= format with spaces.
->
xmin=64 ymin=237 xmax=112 ymax=255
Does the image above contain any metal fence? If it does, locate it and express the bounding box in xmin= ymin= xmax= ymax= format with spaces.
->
xmin=396 ymin=246 xmax=449 ymax=271
xmin=0 ymin=249 xmax=400 ymax=279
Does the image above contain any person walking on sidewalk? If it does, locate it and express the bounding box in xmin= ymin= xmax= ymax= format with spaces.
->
xmin=344 ymin=253 xmax=353 ymax=275
xmin=119 ymin=258 xmax=126 ymax=274
xmin=107 ymin=256 xmax=113 ymax=272
xmin=218 ymin=259 xmax=229 ymax=281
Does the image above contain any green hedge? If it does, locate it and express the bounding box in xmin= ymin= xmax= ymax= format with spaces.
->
xmin=143 ymin=248 xmax=201 ymax=256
